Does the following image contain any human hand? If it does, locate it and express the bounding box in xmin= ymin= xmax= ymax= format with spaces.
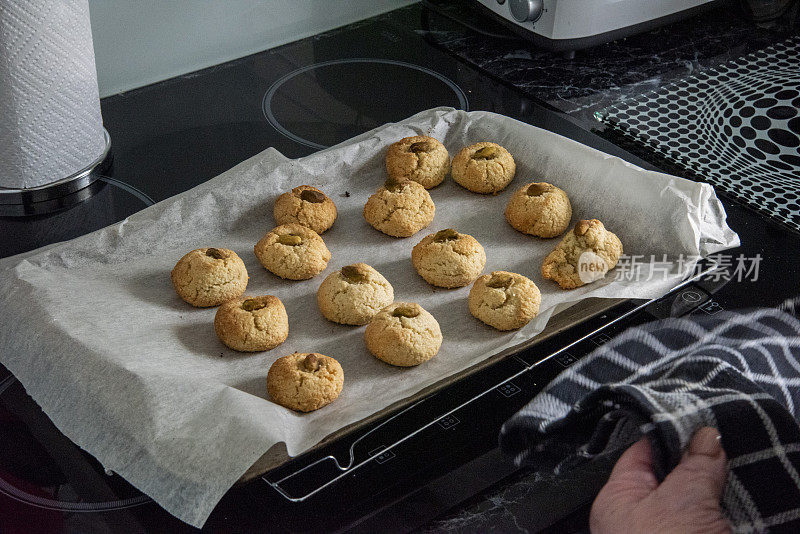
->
xmin=590 ymin=427 xmax=731 ymax=534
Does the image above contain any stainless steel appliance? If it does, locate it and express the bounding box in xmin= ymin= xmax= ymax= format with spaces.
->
xmin=473 ymin=0 xmax=724 ymax=51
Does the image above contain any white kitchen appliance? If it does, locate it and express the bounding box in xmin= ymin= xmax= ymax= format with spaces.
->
xmin=473 ymin=0 xmax=723 ymax=52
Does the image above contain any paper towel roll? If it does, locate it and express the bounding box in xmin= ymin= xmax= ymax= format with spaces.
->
xmin=0 ymin=0 xmax=106 ymax=189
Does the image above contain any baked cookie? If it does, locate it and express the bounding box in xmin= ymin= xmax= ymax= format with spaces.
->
xmin=273 ymin=185 xmax=337 ymax=234
xmin=267 ymin=352 xmax=343 ymax=412
xmin=541 ymin=219 xmax=623 ymax=289
xmin=214 ymin=295 xmax=289 ymax=352
xmin=411 ymin=228 xmax=486 ymax=288
xmin=451 ymin=142 xmax=516 ymax=194
xmin=364 ymin=302 xmax=443 ymax=367
xmin=254 ymin=223 xmax=331 ymax=280
xmin=469 ymin=271 xmax=541 ymax=331
xmin=171 ymin=247 xmax=248 ymax=307
xmin=505 ymin=182 xmax=572 ymax=238
xmin=317 ymin=263 xmax=394 ymax=325
xmin=385 ymin=135 xmax=450 ymax=189
xmin=363 ymin=177 xmax=435 ymax=237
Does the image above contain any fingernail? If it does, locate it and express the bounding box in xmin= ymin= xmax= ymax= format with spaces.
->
xmin=688 ymin=427 xmax=723 ymax=457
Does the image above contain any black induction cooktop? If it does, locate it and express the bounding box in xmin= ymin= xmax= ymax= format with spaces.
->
xmin=2 ymin=4 xmax=799 ymax=534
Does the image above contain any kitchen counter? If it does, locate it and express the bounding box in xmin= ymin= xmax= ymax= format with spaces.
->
xmin=3 ymin=1 xmax=798 ymax=533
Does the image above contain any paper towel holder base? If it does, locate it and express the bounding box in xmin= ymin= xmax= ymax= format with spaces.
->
xmin=0 ymin=129 xmax=112 ymax=216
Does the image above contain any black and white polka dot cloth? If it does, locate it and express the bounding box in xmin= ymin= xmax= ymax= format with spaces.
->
xmin=500 ymin=297 xmax=800 ymax=533
xmin=599 ymin=36 xmax=800 ymax=232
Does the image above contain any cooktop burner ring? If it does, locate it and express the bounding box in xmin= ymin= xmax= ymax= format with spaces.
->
xmin=0 ymin=476 xmax=151 ymax=513
xmin=0 ymin=174 xmax=154 ymax=258
xmin=262 ymin=58 xmax=470 ymax=149
xmin=0 ymin=375 xmax=152 ymax=512
xmin=97 ymin=175 xmax=156 ymax=207
xmin=0 ymin=375 xmax=15 ymax=396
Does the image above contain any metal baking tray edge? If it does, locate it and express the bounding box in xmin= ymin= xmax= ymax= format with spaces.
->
xmin=238 ymin=296 xmax=628 ymax=483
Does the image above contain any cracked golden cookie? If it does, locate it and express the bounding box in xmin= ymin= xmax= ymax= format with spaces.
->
xmin=541 ymin=219 xmax=623 ymax=289
xmin=363 ymin=176 xmax=435 ymax=237
xmin=365 ymin=302 xmax=443 ymax=367
xmin=385 ymin=135 xmax=450 ymax=189
xmin=254 ymin=223 xmax=331 ymax=280
xmin=214 ymin=295 xmax=289 ymax=352
xmin=267 ymin=353 xmax=343 ymax=412
xmin=469 ymin=271 xmax=541 ymax=331
xmin=505 ymin=182 xmax=572 ymax=238
xmin=411 ymin=229 xmax=486 ymax=288
xmin=451 ymin=142 xmax=516 ymax=194
xmin=317 ymin=263 xmax=394 ymax=325
xmin=273 ymin=185 xmax=337 ymax=234
xmin=171 ymin=247 xmax=248 ymax=307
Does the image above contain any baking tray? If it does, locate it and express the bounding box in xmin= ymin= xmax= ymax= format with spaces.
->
xmin=0 ymin=108 xmax=737 ymax=527
xmin=241 ymin=296 xmax=627 ymax=483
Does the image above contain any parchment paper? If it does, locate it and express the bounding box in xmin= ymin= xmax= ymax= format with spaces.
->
xmin=0 ymin=108 xmax=739 ymax=527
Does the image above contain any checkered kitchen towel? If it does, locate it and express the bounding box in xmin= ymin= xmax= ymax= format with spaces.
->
xmin=500 ymin=299 xmax=800 ymax=533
